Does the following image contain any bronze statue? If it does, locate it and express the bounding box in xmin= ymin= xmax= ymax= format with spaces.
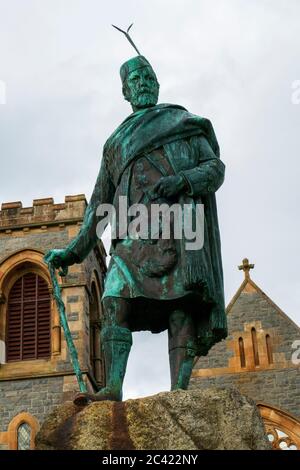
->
xmin=45 ymin=30 xmax=227 ymax=404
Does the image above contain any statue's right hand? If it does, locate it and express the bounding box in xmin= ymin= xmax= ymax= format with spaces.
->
xmin=44 ymin=249 xmax=74 ymax=277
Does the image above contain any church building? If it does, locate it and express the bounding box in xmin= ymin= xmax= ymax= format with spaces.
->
xmin=191 ymin=258 xmax=300 ymax=450
xmin=0 ymin=195 xmax=106 ymax=449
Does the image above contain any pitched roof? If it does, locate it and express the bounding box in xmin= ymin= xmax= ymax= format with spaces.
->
xmin=226 ymin=259 xmax=300 ymax=332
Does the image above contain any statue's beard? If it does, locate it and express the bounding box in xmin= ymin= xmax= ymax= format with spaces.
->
xmin=130 ymin=89 xmax=159 ymax=109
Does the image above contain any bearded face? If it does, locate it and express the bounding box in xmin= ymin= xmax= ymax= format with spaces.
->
xmin=123 ymin=66 xmax=160 ymax=110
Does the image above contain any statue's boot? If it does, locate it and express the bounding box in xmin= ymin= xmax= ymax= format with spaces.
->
xmin=74 ymin=326 xmax=132 ymax=406
xmin=169 ymin=335 xmax=197 ymax=391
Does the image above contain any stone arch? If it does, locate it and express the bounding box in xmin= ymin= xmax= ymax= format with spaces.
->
xmin=251 ymin=327 xmax=260 ymax=366
xmin=0 ymin=249 xmax=61 ymax=363
xmin=88 ymin=270 xmax=105 ymax=387
xmin=238 ymin=336 xmax=246 ymax=368
xmin=258 ymin=403 xmax=300 ymax=450
xmin=0 ymin=248 xmax=50 ymax=293
xmin=89 ymin=269 xmax=103 ymax=307
xmin=265 ymin=334 xmax=273 ymax=364
xmin=6 ymin=412 xmax=40 ymax=450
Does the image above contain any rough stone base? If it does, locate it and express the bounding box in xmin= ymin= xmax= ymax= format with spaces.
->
xmin=35 ymin=387 xmax=271 ymax=450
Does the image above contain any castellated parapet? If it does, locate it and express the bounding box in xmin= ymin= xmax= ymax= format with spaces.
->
xmin=0 ymin=195 xmax=87 ymax=231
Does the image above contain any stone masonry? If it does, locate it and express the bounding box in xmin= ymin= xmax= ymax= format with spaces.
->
xmin=0 ymin=195 xmax=106 ymax=449
xmin=191 ymin=265 xmax=300 ymax=420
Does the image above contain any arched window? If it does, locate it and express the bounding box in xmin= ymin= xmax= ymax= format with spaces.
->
xmin=258 ymin=404 xmax=300 ymax=450
xmin=251 ymin=327 xmax=260 ymax=366
xmin=89 ymin=282 xmax=104 ymax=386
xmin=6 ymin=273 xmax=51 ymax=361
xmin=266 ymin=334 xmax=273 ymax=364
xmin=6 ymin=412 xmax=39 ymax=450
xmin=238 ymin=337 xmax=246 ymax=368
xmin=17 ymin=422 xmax=31 ymax=450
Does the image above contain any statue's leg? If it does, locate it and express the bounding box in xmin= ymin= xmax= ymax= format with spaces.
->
xmin=168 ymin=309 xmax=197 ymax=391
xmin=74 ymin=297 xmax=132 ymax=405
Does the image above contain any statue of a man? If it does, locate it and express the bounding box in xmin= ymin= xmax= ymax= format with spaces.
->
xmin=45 ymin=55 xmax=227 ymax=404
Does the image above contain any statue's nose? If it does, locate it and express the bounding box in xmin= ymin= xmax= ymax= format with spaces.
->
xmin=139 ymin=78 xmax=151 ymax=89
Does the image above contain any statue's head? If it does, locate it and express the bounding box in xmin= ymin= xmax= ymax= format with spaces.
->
xmin=120 ymin=56 xmax=160 ymax=111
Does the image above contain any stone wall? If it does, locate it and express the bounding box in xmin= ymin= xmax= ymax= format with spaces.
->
xmin=190 ymin=366 xmax=300 ymax=419
xmin=0 ymin=230 xmax=70 ymax=262
xmin=0 ymin=376 xmax=64 ymax=433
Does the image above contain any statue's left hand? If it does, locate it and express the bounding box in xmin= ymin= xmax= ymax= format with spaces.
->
xmin=44 ymin=248 xmax=75 ymax=277
xmin=150 ymin=175 xmax=187 ymax=199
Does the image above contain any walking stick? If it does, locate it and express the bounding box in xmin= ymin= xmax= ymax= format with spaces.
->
xmin=47 ymin=261 xmax=87 ymax=393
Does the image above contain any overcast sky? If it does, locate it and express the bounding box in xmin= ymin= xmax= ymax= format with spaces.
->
xmin=0 ymin=0 xmax=300 ymax=399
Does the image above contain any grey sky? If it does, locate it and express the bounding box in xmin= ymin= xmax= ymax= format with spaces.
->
xmin=0 ymin=0 xmax=300 ymax=399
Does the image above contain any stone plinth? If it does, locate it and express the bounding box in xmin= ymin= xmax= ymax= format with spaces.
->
xmin=35 ymin=387 xmax=271 ymax=450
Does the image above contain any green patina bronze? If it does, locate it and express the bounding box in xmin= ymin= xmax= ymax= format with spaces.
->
xmin=45 ymin=47 xmax=227 ymax=405
xmin=47 ymin=262 xmax=87 ymax=393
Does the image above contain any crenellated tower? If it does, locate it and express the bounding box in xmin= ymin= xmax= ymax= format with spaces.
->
xmin=0 ymin=195 xmax=106 ymax=450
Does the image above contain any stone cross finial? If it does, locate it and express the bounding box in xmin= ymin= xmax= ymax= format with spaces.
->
xmin=238 ymin=258 xmax=254 ymax=279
